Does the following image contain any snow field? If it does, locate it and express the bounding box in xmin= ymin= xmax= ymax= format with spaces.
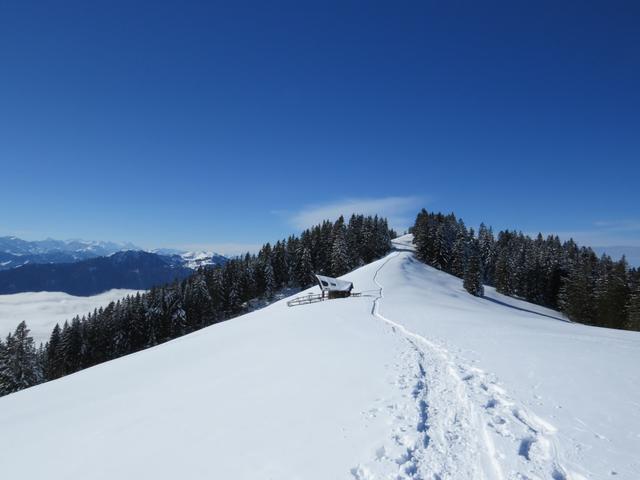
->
xmin=1 ymin=235 xmax=639 ymax=479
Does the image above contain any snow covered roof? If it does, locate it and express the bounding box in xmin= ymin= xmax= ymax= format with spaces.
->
xmin=315 ymin=274 xmax=353 ymax=292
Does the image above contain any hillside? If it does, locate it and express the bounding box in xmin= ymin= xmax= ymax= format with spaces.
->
xmin=0 ymin=237 xmax=638 ymax=479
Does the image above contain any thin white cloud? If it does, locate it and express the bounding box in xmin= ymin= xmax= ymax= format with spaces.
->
xmin=592 ymin=220 xmax=640 ymax=232
xmin=287 ymin=196 xmax=424 ymax=232
xmin=527 ymin=219 xmax=640 ymax=248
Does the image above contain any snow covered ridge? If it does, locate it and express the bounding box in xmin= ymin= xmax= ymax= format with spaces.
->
xmin=150 ymin=249 xmax=228 ymax=269
xmin=173 ymin=250 xmax=228 ymax=269
xmin=1 ymin=237 xmax=638 ymax=479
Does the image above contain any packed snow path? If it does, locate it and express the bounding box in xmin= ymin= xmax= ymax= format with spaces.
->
xmin=353 ymin=248 xmax=571 ymax=479
xmin=1 ymin=235 xmax=639 ymax=479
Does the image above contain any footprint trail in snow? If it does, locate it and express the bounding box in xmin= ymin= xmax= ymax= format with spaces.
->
xmin=352 ymin=251 xmax=576 ymax=480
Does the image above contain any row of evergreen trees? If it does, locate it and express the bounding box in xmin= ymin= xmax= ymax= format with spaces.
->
xmin=0 ymin=215 xmax=395 ymax=397
xmin=412 ymin=209 xmax=640 ymax=331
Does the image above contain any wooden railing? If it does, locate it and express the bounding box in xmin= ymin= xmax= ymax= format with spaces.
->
xmin=286 ymin=291 xmax=363 ymax=307
xmin=286 ymin=293 xmax=325 ymax=307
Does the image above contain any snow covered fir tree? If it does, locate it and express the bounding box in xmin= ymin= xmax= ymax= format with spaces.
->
xmin=0 ymin=322 xmax=42 ymax=395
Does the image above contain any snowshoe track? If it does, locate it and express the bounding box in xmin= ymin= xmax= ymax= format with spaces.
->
xmin=351 ymin=251 xmax=573 ymax=480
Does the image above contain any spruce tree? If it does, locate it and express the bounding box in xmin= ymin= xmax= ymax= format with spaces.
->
xmin=46 ymin=323 xmax=63 ymax=379
xmin=263 ymin=260 xmax=276 ymax=299
xmin=294 ymin=245 xmax=314 ymax=288
xmin=463 ymin=240 xmax=484 ymax=297
xmin=494 ymin=248 xmax=512 ymax=295
xmin=412 ymin=209 xmax=431 ymax=263
xmin=450 ymin=227 xmax=468 ymax=278
xmin=594 ymin=257 xmax=629 ymax=329
xmin=558 ymin=258 xmax=595 ymax=324
xmin=627 ymin=281 xmax=640 ymax=331
xmin=347 ymin=214 xmax=364 ymax=267
xmin=331 ymin=218 xmax=350 ymax=276
xmin=0 ymin=322 xmax=40 ymax=395
xmin=478 ymin=223 xmax=495 ymax=284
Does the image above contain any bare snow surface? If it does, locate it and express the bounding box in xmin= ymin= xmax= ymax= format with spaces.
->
xmin=1 ymin=235 xmax=639 ymax=479
xmin=0 ymin=289 xmax=142 ymax=344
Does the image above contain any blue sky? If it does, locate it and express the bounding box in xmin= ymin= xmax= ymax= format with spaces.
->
xmin=1 ymin=1 xmax=639 ymax=254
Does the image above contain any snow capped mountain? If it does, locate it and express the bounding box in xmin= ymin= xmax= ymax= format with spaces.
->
xmin=0 ymin=236 xmax=139 ymax=257
xmin=0 ymin=236 xmax=227 ymax=273
xmin=0 ymin=236 xmax=141 ymax=270
xmin=179 ymin=250 xmax=228 ymax=269
xmin=1 ymin=236 xmax=637 ymax=479
xmin=152 ymin=249 xmax=228 ymax=269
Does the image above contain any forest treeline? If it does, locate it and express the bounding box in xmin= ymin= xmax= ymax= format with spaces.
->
xmin=0 ymin=215 xmax=394 ymax=397
xmin=411 ymin=209 xmax=640 ymax=331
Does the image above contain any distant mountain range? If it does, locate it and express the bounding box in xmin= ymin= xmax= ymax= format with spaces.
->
xmin=0 ymin=251 xmax=193 ymax=296
xmin=0 ymin=236 xmax=141 ymax=270
xmin=0 ymin=236 xmax=228 ymax=295
xmin=0 ymin=236 xmax=140 ymax=256
xmin=0 ymin=236 xmax=227 ymax=270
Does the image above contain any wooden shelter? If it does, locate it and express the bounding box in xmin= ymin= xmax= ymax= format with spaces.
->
xmin=315 ymin=274 xmax=354 ymax=299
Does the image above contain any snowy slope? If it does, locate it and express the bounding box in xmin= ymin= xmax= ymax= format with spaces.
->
xmin=1 ymin=236 xmax=639 ymax=479
xmin=0 ymin=289 xmax=142 ymax=343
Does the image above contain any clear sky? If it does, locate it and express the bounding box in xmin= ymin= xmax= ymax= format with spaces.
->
xmin=1 ymin=1 xmax=639 ymax=254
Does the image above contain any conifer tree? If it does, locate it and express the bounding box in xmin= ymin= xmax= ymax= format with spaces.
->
xmin=594 ymin=257 xmax=629 ymax=329
xmin=412 ymin=209 xmax=431 ymax=264
xmin=558 ymin=257 xmax=595 ymax=324
xmin=450 ymin=227 xmax=468 ymax=278
xmin=478 ymin=223 xmax=495 ymax=284
xmin=494 ymin=248 xmax=512 ymax=295
xmin=263 ymin=260 xmax=276 ymax=299
xmin=347 ymin=214 xmax=364 ymax=267
xmin=331 ymin=217 xmax=350 ymax=276
xmin=463 ymin=240 xmax=484 ymax=297
xmin=66 ymin=317 xmax=84 ymax=372
xmin=294 ymin=245 xmax=314 ymax=288
xmin=46 ymin=323 xmax=63 ymax=379
xmin=271 ymin=241 xmax=288 ymax=288
xmin=627 ymin=281 xmax=640 ymax=331
xmin=0 ymin=322 xmax=40 ymax=395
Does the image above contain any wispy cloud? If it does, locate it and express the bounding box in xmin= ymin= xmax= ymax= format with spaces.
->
xmin=530 ymin=219 xmax=640 ymax=248
xmin=286 ymin=195 xmax=424 ymax=232
xmin=592 ymin=220 xmax=640 ymax=232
